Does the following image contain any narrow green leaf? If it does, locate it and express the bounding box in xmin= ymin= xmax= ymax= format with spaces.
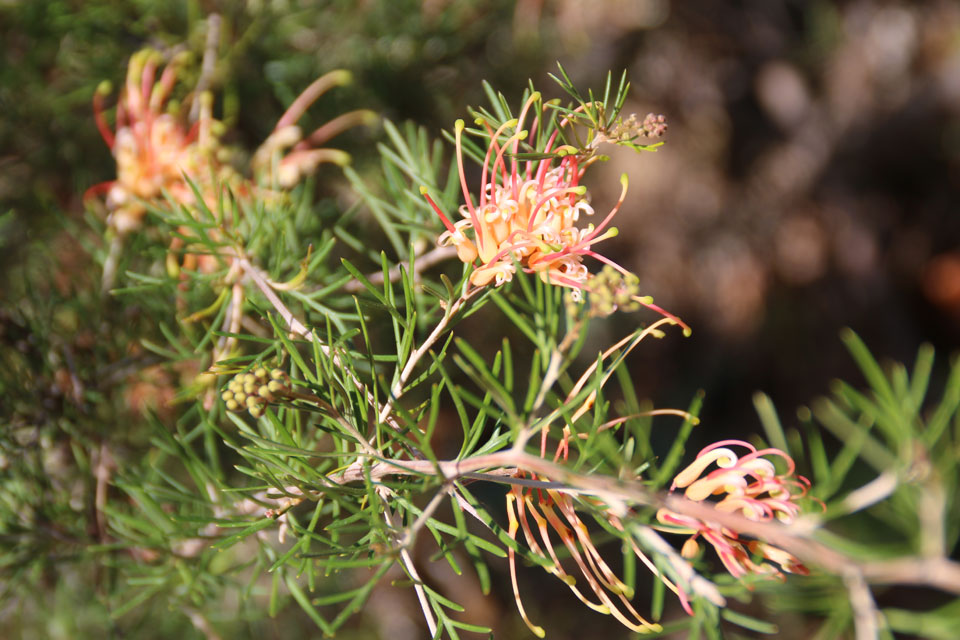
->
xmin=721 ymin=608 xmax=779 ymax=634
xmin=285 ymin=572 xmax=334 ymax=634
xmin=753 ymin=392 xmax=790 ymax=456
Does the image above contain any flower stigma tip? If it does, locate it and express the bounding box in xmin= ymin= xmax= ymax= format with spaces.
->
xmin=330 ymin=69 xmax=353 ymax=86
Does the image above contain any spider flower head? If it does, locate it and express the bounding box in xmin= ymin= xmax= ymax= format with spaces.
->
xmin=657 ymin=440 xmax=812 ymax=580
xmin=87 ymin=50 xmax=374 ymax=235
xmin=250 ymin=69 xmax=376 ymax=188
xmin=422 ymin=93 xmax=628 ymax=297
xmin=86 ymin=50 xmax=231 ymax=234
xmin=505 ymin=471 xmax=676 ymax=637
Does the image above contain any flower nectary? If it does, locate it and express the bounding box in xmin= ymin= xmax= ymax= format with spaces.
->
xmin=422 ymin=93 xmax=628 ymax=295
xmin=657 ymin=439 xmax=813 ymax=580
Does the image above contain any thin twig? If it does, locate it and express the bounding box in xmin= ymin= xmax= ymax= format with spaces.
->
xmin=94 ymin=442 xmax=113 ymax=543
xmin=844 ymin=568 xmax=880 ymax=640
xmin=190 ymin=14 xmax=221 ymax=122
xmin=834 ymin=470 xmax=898 ymax=517
xmin=381 ymin=494 xmax=438 ymax=637
xmin=321 ymin=448 xmax=960 ymax=596
xmin=101 ymin=234 xmax=124 ymax=298
xmin=184 ymin=607 xmax=224 ymax=640
xmin=292 ymin=390 xmax=379 ymax=457
xmin=401 ymin=486 xmax=452 ymax=549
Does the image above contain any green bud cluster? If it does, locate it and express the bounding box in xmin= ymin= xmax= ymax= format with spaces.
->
xmin=586 ymin=266 xmax=644 ymax=317
xmin=220 ymin=367 xmax=290 ymax=419
xmin=610 ymin=112 xmax=668 ymax=141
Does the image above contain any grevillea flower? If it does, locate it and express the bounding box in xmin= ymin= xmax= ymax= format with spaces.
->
xmin=505 ymin=473 xmax=683 ymax=637
xmin=86 ymin=49 xmax=373 ymax=236
xmin=503 ymin=438 xmax=816 ymax=635
xmin=656 ymin=440 xmax=812 ymax=580
xmin=421 ymin=93 xmax=629 ymax=297
xmin=85 ymin=50 xmax=226 ymax=234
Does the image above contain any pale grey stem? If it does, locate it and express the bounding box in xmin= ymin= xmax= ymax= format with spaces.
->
xmin=94 ymin=442 xmax=113 ymax=542
xmin=190 ymin=14 xmax=221 ymax=122
xmin=629 ymin=522 xmax=726 ymax=607
xmin=380 ymin=493 xmax=437 ymax=637
xmin=401 ymin=486 xmax=452 ymax=549
xmin=835 ymin=471 xmax=898 ymax=518
xmin=184 ymin=607 xmax=224 ymax=640
xmin=100 ymin=234 xmax=124 ymax=298
xmin=919 ymin=476 xmax=947 ymax=558
xmin=324 ymin=448 xmax=960 ymax=597
xmin=844 ymin=568 xmax=880 ymax=640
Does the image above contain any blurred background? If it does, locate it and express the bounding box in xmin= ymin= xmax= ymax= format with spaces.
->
xmin=3 ymin=0 xmax=960 ymax=638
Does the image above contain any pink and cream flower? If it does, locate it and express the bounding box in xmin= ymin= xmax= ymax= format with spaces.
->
xmin=504 ymin=477 xmax=669 ymax=637
xmin=657 ymin=440 xmax=813 ymax=580
xmin=86 ymin=50 xmax=224 ymax=234
xmin=422 ymin=93 xmax=628 ymax=296
xmin=86 ymin=50 xmax=372 ymax=236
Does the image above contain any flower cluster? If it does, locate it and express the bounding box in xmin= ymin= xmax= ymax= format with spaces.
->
xmin=505 ymin=474 xmax=670 ymax=637
xmin=86 ymin=47 xmax=375 ymax=371
xmin=584 ymin=266 xmax=646 ymax=316
xmin=86 ymin=50 xmax=230 ymax=234
xmin=221 ymin=367 xmax=292 ymax=419
xmin=502 ymin=436 xmax=816 ymax=636
xmin=657 ymin=440 xmax=812 ymax=579
xmin=86 ymin=49 xmax=373 ymax=236
xmin=422 ymin=93 xmax=628 ymax=297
